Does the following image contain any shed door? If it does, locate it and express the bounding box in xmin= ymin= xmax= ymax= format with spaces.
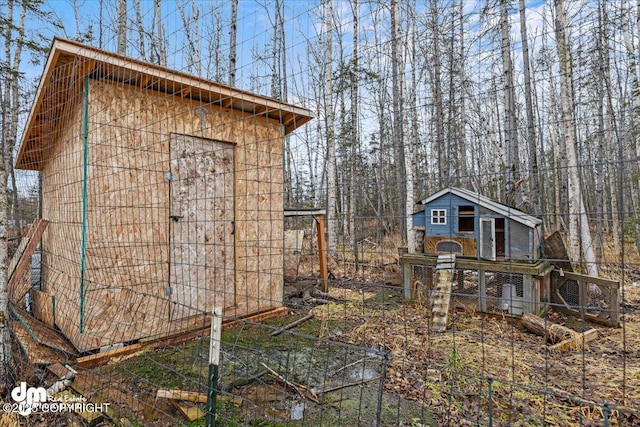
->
xmin=169 ymin=134 xmax=235 ymax=320
xmin=480 ymin=218 xmax=496 ymax=260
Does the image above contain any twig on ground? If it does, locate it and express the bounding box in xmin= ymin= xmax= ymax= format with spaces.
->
xmin=321 ymin=376 xmax=381 ymax=394
xmin=270 ymin=313 xmax=315 ymax=336
xmin=260 ymin=362 xmax=319 ymax=404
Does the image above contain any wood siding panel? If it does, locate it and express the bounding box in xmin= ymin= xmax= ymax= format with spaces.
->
xmin=31 ymin=289 xmax=55 ymax=328
xmin=41 ymin=99 xmax=84 ymax=348
xmin=425 ymin=236 xmax=477 ymax=257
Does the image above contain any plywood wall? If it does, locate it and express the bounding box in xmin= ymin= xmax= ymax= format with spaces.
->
xmin=67 ymin=78 xmax=285 ymax=351
xmin=41 ymin=95 xmax=84 ymax=347
xmin=425 ymin=236 xmax=477 ymax=257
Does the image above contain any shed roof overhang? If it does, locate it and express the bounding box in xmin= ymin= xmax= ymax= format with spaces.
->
xmin=16 ymin=37 xmax=314 ymax=171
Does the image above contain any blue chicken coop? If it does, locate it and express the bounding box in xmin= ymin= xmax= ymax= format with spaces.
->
xmin=402 ymin=187 xmax=552 ymax=317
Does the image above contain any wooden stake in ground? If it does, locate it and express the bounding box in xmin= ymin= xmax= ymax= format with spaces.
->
xmin=520 ymin=313 xmax=598 ymax=353
xmin=206 ymin=306 xmax=222 ymax=427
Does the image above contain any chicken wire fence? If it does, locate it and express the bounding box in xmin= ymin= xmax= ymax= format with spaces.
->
xmin=2 ymin=2 xmax=639 ymax=426
xmin=5 ymin=191 xmax=639 ymax=427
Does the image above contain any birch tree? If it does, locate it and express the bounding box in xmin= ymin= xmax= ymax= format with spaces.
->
xmin=349 ymin=0 xmax=359 ymax=266
xmin=518 ymin=0 xmax=540 ymax=215
xmin=621 ymin=0 xmax=640 ymax=256
xmin=403 ymin=1 xmax=416 ymax=253
xmin=324 ymin=0 xmax=337 ymax=257
xmin=134 ymin=0 xmax=145 ymax=60
xmin=593 ymin=1 xmax=607 ymax=261
xmin=500 ymin=0 xmax=519 ymax=207
xmin=152 ymin=0 xmax=166 ymax=66
xmin=0 ymin=0 xmax=46 ymax=387
xmin=554 ymin=0 xmax=598 ymax=276
xmin=0 ymin=0 xmax=22 ymax=387
xmin=116 ymin=0 xmax=127 ymax=54
xmin=428 ymin=2 xmax=446 ymax=188
xmin=203 ymin=5 xmax=224 ymax=82
xmin=390 ymin=0 xmax=405 ymax=237
xmin=178 ymin=1 xmax=201 ymax=76
xmin=228 ymin=0 xmax=238 ymax=86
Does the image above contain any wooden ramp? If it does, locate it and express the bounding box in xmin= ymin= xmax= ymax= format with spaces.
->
xmin=431 ymin=254 xmax=456 ymax=332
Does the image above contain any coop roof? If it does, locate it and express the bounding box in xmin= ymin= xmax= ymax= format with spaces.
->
xmin=16 ymin=37 xmax=314 ymax=171
xmin=417 ymin=187 xmax=542 ymax=229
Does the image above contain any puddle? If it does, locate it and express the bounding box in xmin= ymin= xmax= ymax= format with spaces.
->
xmin=348 ymin=366 xmax=379 ymax=381
xmin=289 ymin=401 xmax=305 ymax=420
xmin=220 ymin=323 xmax=435 ymax=425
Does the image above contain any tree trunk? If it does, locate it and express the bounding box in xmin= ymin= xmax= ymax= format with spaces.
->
xmin=622 ymin=0 xmax=640 ymax=257
xmin=324 ymin=0 xmax=337 ymax=258
xmin=205 ymin=6 xmax=223 ymax=82
xmin=554 ymin=0 xmax=598 ymax=277
xmin=0 ymin=0 xmax=26 ymax=387
xmin=456 ymin=0 xmax=466 ymax=190
xmin=404 ymin=2 xmax=415 ymax=254
xmin=177 ymin=1 xmax=201 ymax=75
xmin=7 ymin=1 xmax=25 ymax=221
xmin=391 ymin=0 xmax=406 ymax=237
xmin=349 ymin=0 xmax=359 ymax=268
xmin=429 ymin=2 xmax=445 ymax=188
xmin=270 ymin=0 xmax=283 ymax=100
xmin=134 ymin=0 xmax=145 ymax=59
xmin=594 ymin=2 xmax=606 ymax=262
xmin=98 ymin=0 xmax=104 ymax=48
xmin=153 ymin=0 xmax=166 ymax=66
xmin=192 ymin=1 xmax=201 ymax=75
xmin=500 ymin=0 xmax=519 ymax=207
xmin=518 ymin=0 xmax=540 ymax=215
xmin=609 ymin=163 xmax=621 ymax=255
xmin=228 ymin=0 xmax=238 ymax=86
xmin=117 ymin=0 xmax=127 ymax=55
xmin=405 ymin=0 xmax=422 ymax=254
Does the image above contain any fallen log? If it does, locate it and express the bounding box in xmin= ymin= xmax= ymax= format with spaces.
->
xmin=521 ymin=313 xmax=598 ymax=353
xmin=270 ymin=313 xmax=314 ymax=336
xmin=521 ymin=313 xmax=575 ymax=342
xmin=303 ymin=286 xmax=340 ymax=305
xmin=220 ymin=370 xmax=268 ymax=393
xmin=547 ymin=386 xmax=640 ymax=421
xmin=548 ymin=329 xmax=598 ymax=353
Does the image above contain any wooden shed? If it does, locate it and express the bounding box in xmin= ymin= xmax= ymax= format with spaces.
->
xmin=411 ymin=187 xmax=543 ymax=261
xmin=15 ymin=38 xmax=313 ymax=352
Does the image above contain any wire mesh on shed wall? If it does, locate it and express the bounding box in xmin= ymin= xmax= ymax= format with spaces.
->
xmin=16 ymin=53 xmax=288 ymax=353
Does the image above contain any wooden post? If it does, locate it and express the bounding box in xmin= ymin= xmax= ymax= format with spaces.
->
xmin=402 ymin=261 xmax=412 ymax=300
xmin=206 ymin=306 xmax=223 ymax=427
xmin=316 ymin=214 xmax=329 ymax=293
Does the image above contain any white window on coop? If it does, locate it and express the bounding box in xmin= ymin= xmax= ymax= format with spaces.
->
xmin=431 ymin=209 xmax=447 ymax=225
